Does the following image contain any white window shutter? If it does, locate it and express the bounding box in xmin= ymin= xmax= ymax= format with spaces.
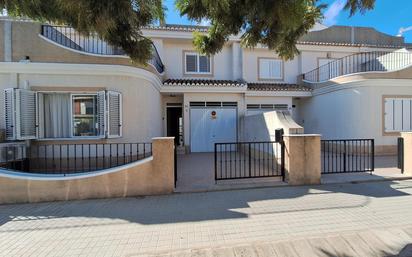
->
xmin=4 ymin=88 xmax=38 ymax=140
xmin=15 ymin=89 xmax=38 ymax=140
xmin=259 ymin=59 xmax=270 ymax=78
xmin=107 ymin=91 xmax=122 ymax=138
xmin=4 ymin=88 xmax=16 ymax=140
xmin=97 ymin=91 xmax=106 ymax=138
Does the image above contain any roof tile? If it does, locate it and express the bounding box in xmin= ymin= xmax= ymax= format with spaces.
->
xmin=163 ymin=79 xmax=246 ymax=87
xmin=247 ymin=83 xmax=312 ymax=92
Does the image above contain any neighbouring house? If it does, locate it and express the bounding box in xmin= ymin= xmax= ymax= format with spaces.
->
xmin=0 ymin=17 xmax=412 ymax=159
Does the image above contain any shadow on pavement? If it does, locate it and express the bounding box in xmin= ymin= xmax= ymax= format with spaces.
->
xmin=0 ymin=179 xmax=411 ymax=228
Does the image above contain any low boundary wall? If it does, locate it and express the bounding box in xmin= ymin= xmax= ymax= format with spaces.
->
xmin=0 ymin=137 xmax=175 ymax=204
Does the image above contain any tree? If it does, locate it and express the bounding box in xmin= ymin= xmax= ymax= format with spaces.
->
xmin=0 ymin=0 xmax=164 ymax=63
xmin=0 ymin=0 xmax=374 ymax=63
xmin=176 ymin=0 xmax=375 ymax=60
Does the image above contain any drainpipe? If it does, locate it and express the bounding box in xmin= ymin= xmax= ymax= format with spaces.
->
xmin=232 ymin=42 xmax=242 ymax=80
xmin=4 ymin=20 xmax=12 ymax=62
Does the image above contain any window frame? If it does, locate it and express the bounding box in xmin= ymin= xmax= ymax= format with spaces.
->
xmin=383 ymin=95 xmax=412 ymax=135
xmin=36 ymin=91 xmax=102 ymax=140
xmin=258 ymin=57 xmax=284 ymax=81
xmin=70 ymin=93 xmax=99 ymax=138
xmin=183 ymin=51 xmax=213 ymax=75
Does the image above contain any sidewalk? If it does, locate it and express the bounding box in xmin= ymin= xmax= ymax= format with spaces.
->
xmin=1 ymin=180 xmax=412 ymax=256
xmin=133 ymin=226 xmax=412 ymax=257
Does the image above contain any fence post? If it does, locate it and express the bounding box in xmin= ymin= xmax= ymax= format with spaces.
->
xmin=283 ymin=134 xmax=321 ymax=185
xmin=248 ymin=143 xmax=252 ymax=178
xmin=400 ymin=132 xmax=412 ymax=176
xmin=371 ymin=139 xmax=375 ymax=172
xmin=214 ymin=143 xmax=217 ymax=182
xmin=343 ymin=140 xmax=347 ymax=173
xmin=398 ymin=137 xmax=404 ymax=173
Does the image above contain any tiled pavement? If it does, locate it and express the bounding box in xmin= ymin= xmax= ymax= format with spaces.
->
xmin=1 ymin=180 xmax=412 ymax=256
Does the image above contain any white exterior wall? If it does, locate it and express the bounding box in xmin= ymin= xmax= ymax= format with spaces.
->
xmin=299 ymin=79 xmax=412 ymax=148
xmin=300 ymin=50 xmax=356 ymax=74
xmin=0 ymin=66 xmax=163 ymax=143
xmin=0 ymin=74 xmax=11 ymax=133
xmin=242 ymin=48 xmax=299 ymax=84
xmin=162 ymin=41 xmax=233 ymax=80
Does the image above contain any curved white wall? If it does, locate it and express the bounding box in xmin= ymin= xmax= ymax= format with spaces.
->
xmin=0 ymin=63 xmax=163 ymax=143
xmin=298 ymin=79 xmax=412 ymax=150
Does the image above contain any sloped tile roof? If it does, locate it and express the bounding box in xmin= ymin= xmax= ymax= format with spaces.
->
xmin=247 ymin=83 xmax=312 ymax=92
xmin=144 ymin=24 xmax=410 ymax=49
xmin=163 ymin=79 xmax=246 ymax=87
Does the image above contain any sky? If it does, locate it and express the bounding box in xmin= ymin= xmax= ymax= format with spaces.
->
xmin=163 ymin=0 xmax=412 ymax=42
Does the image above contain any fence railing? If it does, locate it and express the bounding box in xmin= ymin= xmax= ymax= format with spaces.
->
xmin=321 ymin=139 xmax=374 ymax=174
xmin=41 ymin=25 xmax=165 ymax=73
xmin=215 ymin=141 xmax=285 ymax=180
xmin=0 ymin=142 xmax=152 ymax=174
xmin=303 ymin=51 xmax=412 ymax=83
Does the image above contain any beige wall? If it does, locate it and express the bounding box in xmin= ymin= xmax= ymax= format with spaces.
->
xmin=0 ymin=137 xmax=175 ymax=204
xmin=162 ymin=40 xmax=233 ymax=80
xmin=299 ymin=50 xmax=356 ymax=74
xmin=1 ymin=20 xmax=160 ymax=75
xmin=0 ymin=22 xmax=4 ymax=62
xmin=0 ymin=65 xmax=164 ymax=143
xmin=243 ymin=48 xmax=298 ymax=84
xmin=284 ymin=134 xmax=321 ymax=185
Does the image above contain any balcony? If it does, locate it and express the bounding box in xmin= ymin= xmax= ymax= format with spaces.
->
xmin=302 ymin=51 xmax=412 ymax=83
xmin=41 ymin=25 xmax=165 ymax=74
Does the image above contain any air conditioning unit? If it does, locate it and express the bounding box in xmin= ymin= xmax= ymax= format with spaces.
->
xmin=0 ymin=143 xmax=27 ymax=163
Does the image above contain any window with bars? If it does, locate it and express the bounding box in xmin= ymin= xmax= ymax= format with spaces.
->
xmin=184 ymin=52 xmax=211 ymax=74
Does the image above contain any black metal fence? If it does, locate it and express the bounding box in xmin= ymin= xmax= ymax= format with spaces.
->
xmin=303 ymin=51 xmax=412 ymax=83
xmin=41 ymin=25 xmax=165 ymax=73
xmin=0 ymin=143 xmax=152 ymax=174
xmin=398 ymin=137 xmax=404 ymax=173
xmin=321 ymin=139 xmax=374 ymax=174
xmin=215 ymin=141 xmax=285 ymax=180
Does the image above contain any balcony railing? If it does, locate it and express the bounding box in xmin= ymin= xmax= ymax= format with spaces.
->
xmin=0 ymin=142 xmax=152 ymax=174
xmin=302 ymin=51 xmax=412 ymax=83
xmin=41 ymin=25 xmax=165 ymax=73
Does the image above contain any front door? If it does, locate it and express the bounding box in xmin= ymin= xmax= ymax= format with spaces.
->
xmin=167 ymin=107 xmax=183 ymax=146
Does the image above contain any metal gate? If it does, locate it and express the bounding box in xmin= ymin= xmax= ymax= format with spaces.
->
xmin=321 ymin=139 xmax=374 ymax=174
xmin=215 ymin=140 xmax=285 ymax=180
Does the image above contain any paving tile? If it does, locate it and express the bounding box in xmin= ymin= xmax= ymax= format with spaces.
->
xmin=1 ymin=180 xmax=412 ymax=256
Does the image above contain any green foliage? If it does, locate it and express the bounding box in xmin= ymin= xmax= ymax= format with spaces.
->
xmin=0 ymin=0 xmax=374 ymax=63
xmin=0 ymin=0 xmax=165 ymax=63
xmin=177 ymin=0 xmax=375 ymax=60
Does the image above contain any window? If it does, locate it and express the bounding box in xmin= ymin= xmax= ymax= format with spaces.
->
xmin=72 ymin=95 xmax=98 ymax=137
xmin=258 ymin=58 xmax=283 ymax=80
xmin=385 ymin=97 xmax=409 ymax=133
xmin=3 ymin=88 xmax=122 ymax=140
xmin=184 ymin=52 xmax=211 ymax=74
xmin=246 ymin=104 xmax=289 ymax=116
xmin=384 ymin=98 xmax=412 ymax=133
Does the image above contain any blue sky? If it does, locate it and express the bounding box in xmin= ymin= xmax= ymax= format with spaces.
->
xmin=163 ymin=0 xmax=412 ymax=42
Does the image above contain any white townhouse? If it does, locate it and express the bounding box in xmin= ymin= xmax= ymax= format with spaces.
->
xmin=1 ymin=17 xmax=412 ymax=155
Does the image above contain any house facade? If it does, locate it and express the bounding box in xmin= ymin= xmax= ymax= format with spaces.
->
xmin=1 ymin=17 xmax=412 ymax=155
